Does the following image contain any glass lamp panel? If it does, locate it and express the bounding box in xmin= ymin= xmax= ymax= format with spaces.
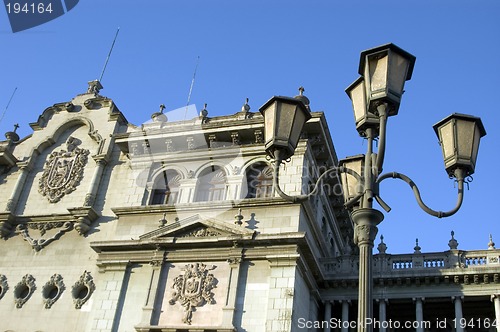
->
xmin=263 ymin=103 xmax=276 ymax=146
xmin=439 ymin=121 xmax=455 ymax=160
xmin=347 ymin=78 xmax=367 ymax=123
xmin=387 ymin=52 xmax=408 ymax=96
xmin=471 ymin=123 xmax=481 ymax=167
xmin=289 ymin=105 xmax=307 ymax=151
xmin=340 ymin=156 xmax=364 ymax=202
xmin=367 ymin=54 xmax=388 ymax=96
xmin=275 ymin=102 xmax=295 ymax=142
xmin=456 ymin=119 xmax=475 ymax=161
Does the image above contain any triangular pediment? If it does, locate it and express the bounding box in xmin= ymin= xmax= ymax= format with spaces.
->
xmin=139 ymin=214 xmax=254 ymax=240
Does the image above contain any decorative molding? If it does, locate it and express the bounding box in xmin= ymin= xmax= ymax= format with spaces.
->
xmin=0 ymin=212 xmax=15 ymax=239
xmin=14 ymin=274 xmax=36 ymax=308
xmin=17 ymin=222 xmax=73 ymax=251
xmin=42 ymin=274 xmax=65 ymax=309
xmin=38 ymin=136 xmax=90 ymax=203
xmin=0 ymin=274 xmax=8 ymax=300
xmin=72 ymin=271 xmax=95 ymax=309
xmin=169 ymin=263 xmax=217 ymax=325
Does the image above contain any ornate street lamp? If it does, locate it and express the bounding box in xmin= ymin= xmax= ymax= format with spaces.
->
xmin=259 ymin=43 xmax=486 ymax=332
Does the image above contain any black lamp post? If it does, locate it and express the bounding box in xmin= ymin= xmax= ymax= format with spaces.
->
xmin=259 ymin=43 xmax=486 ymax=332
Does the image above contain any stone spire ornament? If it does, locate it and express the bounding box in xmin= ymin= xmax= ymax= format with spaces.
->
xmin=414 ymin=238 xmax=421 ymax=254
xmin=377 ymin=235 xmax=387 ymax=254
xmin=151 ymin=104 xmax=168 ymax=122
xmin=294 ymin=86 xmax=311 ymax=110
xmin=448 ymin=231 xmax=459 ymax=250
xmin=4 ymin=123 xmax=19 ymax=142
xmin=488 ymin=234 xmax=496 ymax=250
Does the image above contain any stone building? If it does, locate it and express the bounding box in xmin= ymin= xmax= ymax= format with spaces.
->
xmin=0 ymin=81 xmax=498 ymax=332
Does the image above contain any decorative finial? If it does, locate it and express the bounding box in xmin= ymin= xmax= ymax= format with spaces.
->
xmin=377 ymin=235 xmax=387 ymax=254
xmin=294 ymin=86 xmax=310 ymax=108
xmin=234 ymin=208 xmax=243 ymax=226
xmin=151 ymin=104 xmax=168 ymax=122
xmin=200 ymin=103 xmax=209 ymax=123
xmin=241 ymin=98 xmax=251 ymax=113
xmin=5 ymin=123 xmax=20 ymax=142
xmin=448 ymin=231 xmax=459 ymax=250
xmin=414 ymin=238 xmax=421 ymax=254
xmin=158 ymin=213 xmax=167 ymax=227
xmin=87 ymin=80 xmax=103 ymax=94
xmin=488 ymin=234 xmax=496 ymax=250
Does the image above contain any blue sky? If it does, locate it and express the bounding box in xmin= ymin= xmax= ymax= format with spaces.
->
xmin=1 ymin=1 xmax=499 ymax=254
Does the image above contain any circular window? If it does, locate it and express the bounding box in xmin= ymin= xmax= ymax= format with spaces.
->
xmin=74 ymin=285 xmax=89 ymax=299
xmin=14 ymin=285 xmax=30 ymax=300
xmin=43 ymin=285 xmax=59 ymax=300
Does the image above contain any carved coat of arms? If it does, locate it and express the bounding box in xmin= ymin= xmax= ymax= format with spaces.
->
xmin=169 ymin=263 xmax=217 ymax=325
xmin=39 ymin=136 xmax=89 ymax=203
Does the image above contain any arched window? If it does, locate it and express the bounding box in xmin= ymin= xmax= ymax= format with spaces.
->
xmin=151 ymin=170 xmax=181 ymax=205
xmin=195 ymin=166 xmax=227 ymax=202
xmin=245 ymin=163 xmax=273 ymax=199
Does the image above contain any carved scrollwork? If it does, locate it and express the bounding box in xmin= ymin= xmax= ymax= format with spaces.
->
xmin=72 ymin=271 xmax=95 ymax=309
xmin=0 ymin=274 xmax=8 ymax=300
xmin=14 ymin=274 xmax=36 ymax=308
xmin=169 ymin=263 xmax=217 ymax=325
xmin=17 ymin=222 xmax=73 ymax=252
xmin=42 ymin=274 xmax=65 ymax=309
xmin=38 ymin=136 xmax=90 ymax=203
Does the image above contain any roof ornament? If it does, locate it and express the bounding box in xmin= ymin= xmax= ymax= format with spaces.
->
xmin=414 ymin=238 xmax=421 ymax=253
xmin=151 ymin=104 xmax=168 ymax=122
xmin=488 ymin=234 xmax=496 ymax=250
xmin=294 ymin=86 xmax=310 ymax=110
xmin=377 ymin=235 xmax=387 ymax=254
xmin=5 ymin=123 xmax=20 ymax=142
xmin=448 ymin=231 xmax=459 ymax=250
xmin=87 ymin=80 xmax=103 ymax=95
xmin=200 ymin=103 xmax=209 ymax=124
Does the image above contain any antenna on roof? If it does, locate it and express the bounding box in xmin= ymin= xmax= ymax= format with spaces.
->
xmin=98 ymin=27 xmax=120 ymax=83
xmin=184 ymin=56 xmax=200 ymax=120
xmin=0 ymin=87 xmax=18 ymax=126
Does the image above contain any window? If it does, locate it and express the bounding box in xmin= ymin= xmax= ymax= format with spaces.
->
xmin=245 ymin=163 xmax=273 ymax=199
xmin=195 ymin=166 xmax=227 ymax=202
xmin=151 ymin=170 xmax=181 ymax=205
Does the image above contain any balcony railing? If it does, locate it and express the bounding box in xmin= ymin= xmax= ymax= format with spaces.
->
xmin=321 ymin=248 xmax=500 ymax=277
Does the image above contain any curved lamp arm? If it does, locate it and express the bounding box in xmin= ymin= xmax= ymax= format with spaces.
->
xmin=273 ymin=151 xmax=363 ymax=205
xmin=375 ymin=168 xmax=465 ymax=218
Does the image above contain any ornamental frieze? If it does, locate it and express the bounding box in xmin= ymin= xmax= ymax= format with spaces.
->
xmin=169 ymin=263 xmax=217 ymax=325
xmin=39 ymin=136 xmax=89 ymax=203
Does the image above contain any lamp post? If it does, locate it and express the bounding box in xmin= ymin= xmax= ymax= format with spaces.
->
xmin=259 ymin=43 xmax=486 ymax=332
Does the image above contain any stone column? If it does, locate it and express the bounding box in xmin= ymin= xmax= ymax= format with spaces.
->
xmin=83 ymin=156 xmax=107 ymax=207
xmin=352 ymin=208 xmax=384 ymax=332
xmin=453 ymin=296 xmax=464 ymax=332
xmin=140 ymin=259 xmax=164 ymax=326
xmin=378 ymin=299 xmax=387 ymax=332
xmin=5 ymin=161 xmax=32 ymax=213
xmin=324 ymin=301 xmax=332 ymax=332
xmin=222 ymin=257 xmax=242 ymax=329
xmin=414 ymin=298 xmax=424 ymax=332
xmin=341 ymin=300 xmax=350 ymax=332
xmin=492 ymin=294 xmax=500 ymax=332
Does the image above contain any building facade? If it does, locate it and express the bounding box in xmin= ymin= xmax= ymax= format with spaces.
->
xmin=0 ymin=82 xmax=498 ymax=332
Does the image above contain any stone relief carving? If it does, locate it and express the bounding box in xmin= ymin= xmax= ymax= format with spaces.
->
xmin=179 ymin=227 xmax=222 ymax=238
xmin=72 ymin=271 xmax=95 ymax=309
xmin=0 ymin=274 xmax=8 ymax=300
xmin=42 ymin=274 xmax=65 ymax=309
xmin=17 ymin=222 xmax=73 ymax=252
xmin=14 ymin=274 xmax=36 ymax=308
xmin=169 ymin=263 xmax=217 ymax=325
xmin=39 ymin=136 xmax=90 ymax=203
